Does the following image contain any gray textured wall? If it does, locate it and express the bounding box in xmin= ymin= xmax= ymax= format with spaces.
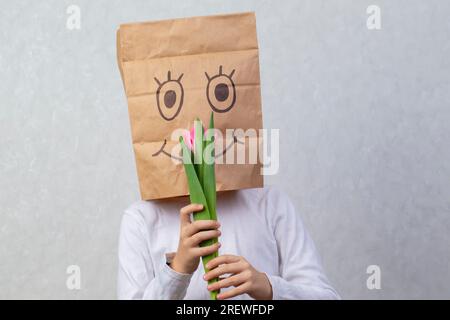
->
xmin=1 ymin=0 xmax=449 ymax=299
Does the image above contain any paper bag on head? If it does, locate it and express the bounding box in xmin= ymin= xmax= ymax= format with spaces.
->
xmin=117 ymin=12 xmax=264 ymax=200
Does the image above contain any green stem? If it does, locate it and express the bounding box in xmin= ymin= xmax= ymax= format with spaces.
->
xmin=180 ymin=136 xmax=219 ymax=300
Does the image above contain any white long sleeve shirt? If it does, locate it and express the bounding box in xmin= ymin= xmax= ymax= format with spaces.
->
xmin=117 ymin=186 xmax=339 ymax=300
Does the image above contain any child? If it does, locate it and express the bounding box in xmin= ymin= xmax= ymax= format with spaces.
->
xmin=117 ymin=186 xmax=339 ymax=300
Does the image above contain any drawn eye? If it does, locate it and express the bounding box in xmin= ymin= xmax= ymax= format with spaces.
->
xmin=154 ymin=71 xmax=184 ymax=121
xmin=205 ymin=66 xmax=236 ymax=113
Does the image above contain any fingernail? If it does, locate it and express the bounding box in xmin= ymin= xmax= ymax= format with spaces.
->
xmin=203 ymin=275 xmax=207 ymax=280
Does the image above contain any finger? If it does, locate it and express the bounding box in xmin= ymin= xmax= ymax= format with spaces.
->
xmin=192 ymin=242 xmax=221 ymax=257
xmin=217 ymin=283 xmax=251 ymax=300
xmin=207 ymin=273 xmax=246 ymax=292
xmin=206 ymin=254 xmax=240 ymax=270
xmin=179 ymin=204 xmax=203 ymax=225
xmin=203 ymin=262 xmax=243 ymax=281
xmin=185 ymin=220 xmax=220 ymax=237
xmin=189 ymin=230 xmax=221 ymax=246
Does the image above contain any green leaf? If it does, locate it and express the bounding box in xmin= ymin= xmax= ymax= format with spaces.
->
xmin=203 ymin=112 xmax=217 ymax=220
xmin=194 ymin=118 xmax=203 ymax=186
xmin=202 ymin=113 xmax=219 ymax=296
xmin=180 ymin=136 xmax=219 ymax=300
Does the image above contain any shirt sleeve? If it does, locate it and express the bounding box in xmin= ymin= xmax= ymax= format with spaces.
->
xmin=117 ymin=209 xmax=192 ymax=300
xmin=265 ymin=188 xmax=340 ymax=300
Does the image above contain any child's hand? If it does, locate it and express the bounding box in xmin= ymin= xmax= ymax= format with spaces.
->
xmin=203 ymin=255 xmax=273 ymax=300
xmin=170 ymin=203 xmax=221 ymax=274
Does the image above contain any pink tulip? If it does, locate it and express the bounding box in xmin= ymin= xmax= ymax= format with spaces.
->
xmin=183 ymin=123 xmax=215 ymax=152
xmin=183 ymin=127 xmax=196 ymax=151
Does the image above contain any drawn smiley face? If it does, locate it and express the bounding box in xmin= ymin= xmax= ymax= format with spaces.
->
xmin=152 ymin=65 xmax=241 ymax=161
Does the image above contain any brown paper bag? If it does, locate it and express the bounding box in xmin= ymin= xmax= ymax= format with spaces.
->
xmin=117 ymin=12 xmax=264 ymax=200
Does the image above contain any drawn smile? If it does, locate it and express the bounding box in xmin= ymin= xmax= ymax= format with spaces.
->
xmin=152 ymin=130 xmax=244 ymax=162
